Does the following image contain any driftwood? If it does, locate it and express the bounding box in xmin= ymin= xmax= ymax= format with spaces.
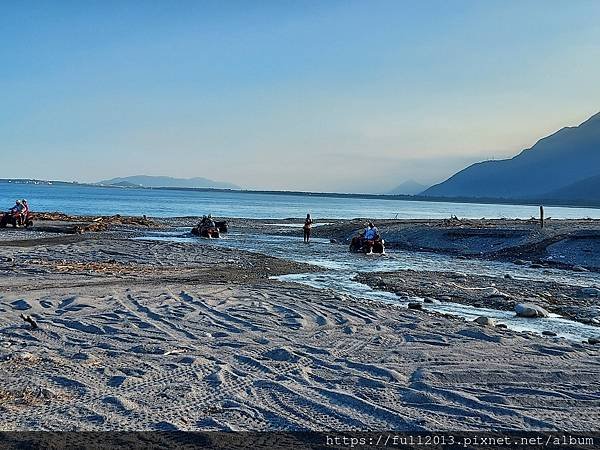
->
xmin=32 ymin=212 xmax=155 ymax=226
xmin=20 ymin=314 xmax=38 ymax=330
xmin=32 ymin=213 xmax=157 ymax=233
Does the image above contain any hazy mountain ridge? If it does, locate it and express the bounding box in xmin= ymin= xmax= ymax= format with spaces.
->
xmin=422 ymin=112 xmax=600 ymax=201
xmin=541 ymin=174 xmax=600 ymax=201
xmin=98 ymin=175 xmax=240 ymax=190
xmin=387 ymin=180 xmax=429 ymax=195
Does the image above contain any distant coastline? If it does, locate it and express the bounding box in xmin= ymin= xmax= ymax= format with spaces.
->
xmin=1 ymin=178 xmax=600 ymax=210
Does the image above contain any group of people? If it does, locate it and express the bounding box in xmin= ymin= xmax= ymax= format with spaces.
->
xmin=8 ymin=199 xmax=30 ymax=226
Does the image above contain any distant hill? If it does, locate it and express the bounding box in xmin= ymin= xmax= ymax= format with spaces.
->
xmin=387 ymin=180 xmax=428 ymax=195
xmin=541 ymin=174 xmax=600 ymax=202
xmin=422 ymin=112 xmax=600 ymax=201
xmin=98 ymin=175 xmax=240 ymax=190
xmin=108 ymin=181 xmax=141 ymax=188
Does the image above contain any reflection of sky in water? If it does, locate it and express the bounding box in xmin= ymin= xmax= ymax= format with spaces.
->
xmin=136 ymin=228 xmax=600 ymax=341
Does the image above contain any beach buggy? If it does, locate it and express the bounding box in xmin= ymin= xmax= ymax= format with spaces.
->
xmin=191 ymin=215 xmax=228 ymax=238
xmin=0 ymin=200 xmax=34 ymax=229
xmin=349 ymin=222 xmax=385 ymax=254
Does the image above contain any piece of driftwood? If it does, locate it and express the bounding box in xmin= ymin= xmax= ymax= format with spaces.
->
xmin=20 ymin=314 xmax=38 ymax=330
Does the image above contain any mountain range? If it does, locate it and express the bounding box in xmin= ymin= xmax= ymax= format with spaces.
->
xmin=98 ymin=175 xmax=240 ymax=190
xmin=422 ymin=112 xmax=600 ymax=202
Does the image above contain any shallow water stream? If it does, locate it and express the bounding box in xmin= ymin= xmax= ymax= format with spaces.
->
xmin=138 ymin=229 xmax=600 ymax=342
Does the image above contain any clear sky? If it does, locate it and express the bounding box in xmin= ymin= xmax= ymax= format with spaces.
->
xmin=2 ymin=1 xmax=599 ymax=193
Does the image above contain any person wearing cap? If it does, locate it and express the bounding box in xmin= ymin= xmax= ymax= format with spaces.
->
xmin=10 ymin=200 xmax=23 ymax=214
xmin=9 ymin=200 xmax=24 ymax=226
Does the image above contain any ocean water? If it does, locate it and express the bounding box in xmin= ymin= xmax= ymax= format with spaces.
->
xmin=1 ymin=182 xmax=600 ymax=219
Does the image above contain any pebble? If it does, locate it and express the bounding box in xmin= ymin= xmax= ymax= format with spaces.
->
xmin=473 ymin=316 xmax=496 ymax=327
xmin=439 ymin=296 xmax=452 ymax=301
xmin=483 ymin=287 xmax=509 ymax=298
xmin=39 ymin=388 xmax=56 ymax=399
xmin=449 ymin=272 xmax=468 ymax=279
xmin=504 ymin=274 xmax=513 ymax=279
xmin=542 ymin=331 xmax=557 ymax=337
xmin=588 ymin=337 xmax=600 ymax=345
xmin=495 ymin=323 xmax=508 ymax=329
xmin=407 ymin=302 xmax=423 ymax=310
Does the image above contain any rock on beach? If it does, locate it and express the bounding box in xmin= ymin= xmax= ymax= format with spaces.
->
xmin=515 ymin=303 xmax=549 ymax=318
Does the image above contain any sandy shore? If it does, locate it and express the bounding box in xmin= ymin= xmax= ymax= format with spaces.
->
xmin=0 ymin=218 xmax=599 ymax=431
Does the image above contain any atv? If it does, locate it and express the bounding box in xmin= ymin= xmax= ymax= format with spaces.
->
xmin=214 ymin=220 xmax=228 ymax=233
xmin=191 ymin=225 xmax=220 ymax=239
xmin=191 ymin=217 xmax=228 ymax=238
xmin=349 ymin=235 xmax=385 ymax=254
xmin=0 ymin=210 xmax=34 ymax=229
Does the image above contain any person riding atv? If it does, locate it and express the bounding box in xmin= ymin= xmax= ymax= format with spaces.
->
xmin=349 ymin=222 xmax=385 ymax=254
xmin=191 ymin=214 xmax=227 ymax=238
xmin=0 ymin=199 xmax=34 ymax=228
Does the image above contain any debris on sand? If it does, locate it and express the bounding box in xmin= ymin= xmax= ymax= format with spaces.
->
xmin=32 ymin=212 xmax=157 ymax=233
xmin=0 ymin=386 xmax=59 ymax=406
xmin=20 ymin=314 xmax=38 ymax=330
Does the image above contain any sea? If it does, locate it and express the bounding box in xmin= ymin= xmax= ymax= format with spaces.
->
xmin=1 ymin=182 xmax=600 ymax=220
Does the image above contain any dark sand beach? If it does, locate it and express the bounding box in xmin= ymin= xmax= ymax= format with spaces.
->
xmin=0 ymin=216 xmax=598 ymax=430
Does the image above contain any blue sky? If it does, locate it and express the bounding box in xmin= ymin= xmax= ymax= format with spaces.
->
xmin=1 ymin=0 xmax=599 ymax=193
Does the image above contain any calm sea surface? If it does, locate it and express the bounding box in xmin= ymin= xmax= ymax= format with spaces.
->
xmin=1 ymin=183 xmax=600 ymax=219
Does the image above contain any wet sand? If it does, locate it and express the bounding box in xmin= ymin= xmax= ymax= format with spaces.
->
xmin=355 ymin=270 xmax=600 ymax=326
xmin=0 ymin=218 xmax=599 ymax=430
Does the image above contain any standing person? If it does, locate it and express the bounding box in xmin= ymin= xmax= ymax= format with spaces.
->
xmin=20 ymin=199 xmax=29 ymax=226
xmin=303 ymin=213 xmax=313 ymax=243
